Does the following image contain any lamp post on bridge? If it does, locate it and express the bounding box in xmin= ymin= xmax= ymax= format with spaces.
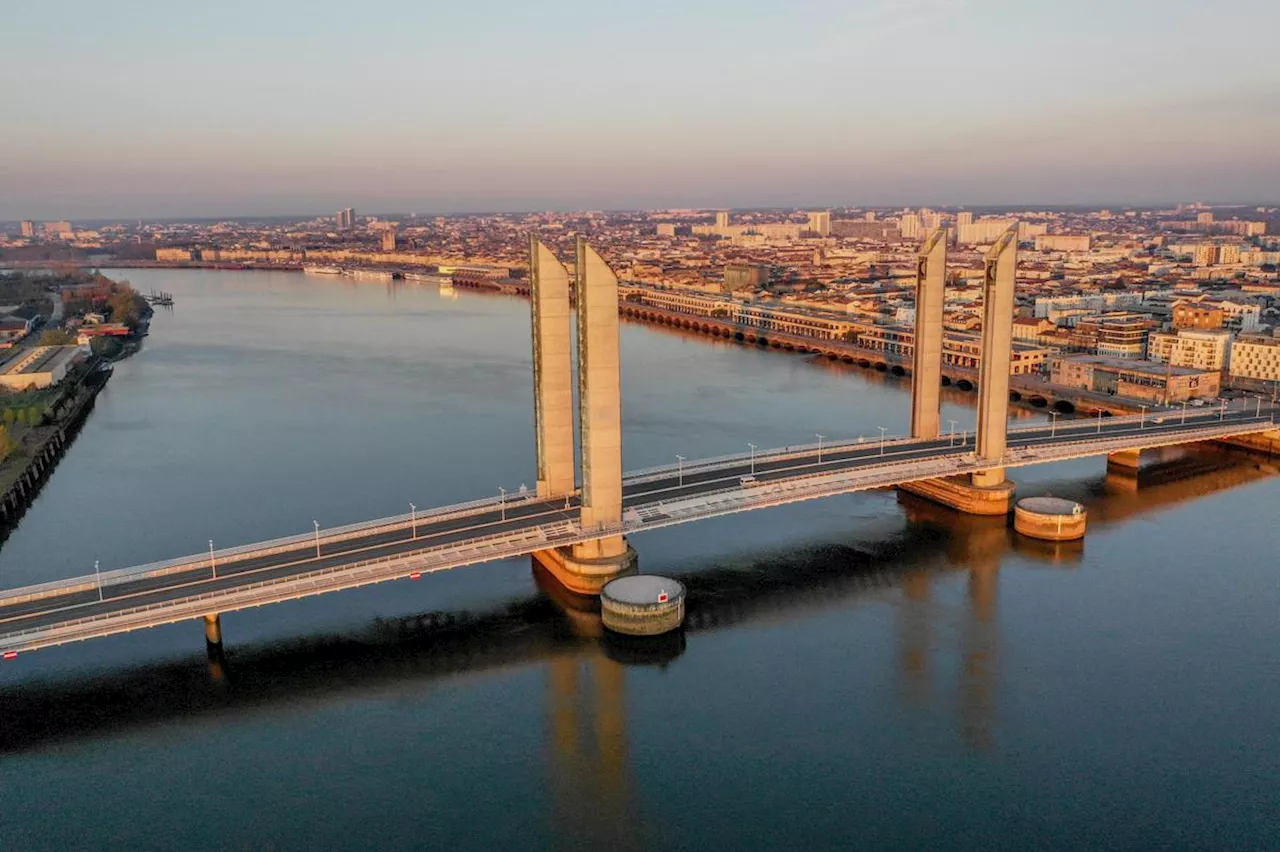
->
xmin=498 ymin=487 xmax=507 ymax=521
xmin=1256 ymin=396 xmax=1262 ymax=417
xmin=313 ymin=521 xmax=320 ymax=558
xmin=1220 ymin=399 xmax=1226 ymax=422
xmin=747 ymin=443 xmax=757 ymax=475
xmin=947 ymin=420 xmax=958 ymax=446
xmin=1182 ymin=401 xmax=1189 ymax=424
xmin=409 ymin=503 xmax=417 ymax=540
xmin=1049 ymin=410 xmax=1059 ymax=438
xmin=209 ymin=540 xmax=217 ymax=579
xmin=1096 ymin=410 xmax=1104 ymax=434
xmin=95 ymin=559 xmax=103 ymax=602
xmin=815 ymin=434 xmax=825 ymax=464
xmin=878 ymin=426 xmax=887 ymax=455
xmin=676 ymin=455 xmax=686 ymax=486
xmin=1139 ymin=405 xmax=1147 ymax=429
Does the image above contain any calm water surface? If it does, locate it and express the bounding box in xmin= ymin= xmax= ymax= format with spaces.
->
xmin=0 ymin=269 xmax=1276 ymax=851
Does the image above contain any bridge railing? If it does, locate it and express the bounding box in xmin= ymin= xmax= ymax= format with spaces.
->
xmin=624 ymin=404 xmax=1269 ymax=486
xmin=2 ymin=413 xmax=1272 ymax=652
xmin=1 ymin=406 xmax=1271 ymax=615
xmin=0 ymin=491 xmax=518 ymax=608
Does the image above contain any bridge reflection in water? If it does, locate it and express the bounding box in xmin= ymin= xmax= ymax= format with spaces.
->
xmin=0 ymin=448 xmax=1271 ymax=765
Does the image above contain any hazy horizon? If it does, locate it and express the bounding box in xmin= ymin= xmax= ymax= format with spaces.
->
xmin=5 ymin=0 xmax=1279 ymax=220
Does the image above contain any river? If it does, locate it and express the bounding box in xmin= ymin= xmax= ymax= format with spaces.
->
xmin=1 ymin=268 xmax=1276 ymax=851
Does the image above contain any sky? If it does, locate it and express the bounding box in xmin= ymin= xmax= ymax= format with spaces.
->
xmin=3 ymin=0 xmax=1279 ymax=219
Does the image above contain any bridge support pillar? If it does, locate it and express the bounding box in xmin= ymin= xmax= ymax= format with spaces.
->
xmin=529 ymin=236 xmax=576 ymax=498
xmin=910 ymin=228 xmax=947 ymax=440
xmin=1107 ymin=448 xmax=1143 ymax=473
xmin=898 ymin=475 xmax=1016 ymax=516
xmin=973 ymin=226 xmax=1018 ymax=490
xmin=203 ymin=613 xmax=222 ymax=647
xmin=534 ymin=541 xmax=639 ymax=597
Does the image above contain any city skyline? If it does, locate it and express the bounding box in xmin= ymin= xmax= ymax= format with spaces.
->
xmin=5 ymin=0 xmax=1280 ymax=219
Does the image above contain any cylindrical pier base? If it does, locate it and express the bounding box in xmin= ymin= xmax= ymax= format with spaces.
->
xmin=601 ymin=576 xmax=685 ymax=636
xmin=1014 ymin=497 xmax=1087 ymax=541
xmin=203 ymin=613 xmax=223 ymax=647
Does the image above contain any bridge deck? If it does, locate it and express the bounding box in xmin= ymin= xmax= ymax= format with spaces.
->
xmin=0 ymin=405 xmax=1273 ymax=654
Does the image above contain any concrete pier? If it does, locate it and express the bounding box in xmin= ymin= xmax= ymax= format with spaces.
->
xmin=1107 ymin=448 xmax=1143 ymax=472
xmin=529 ymin=236 xmax=576 ymax=498
xmin=972 ymin=225 xmax=1018 ymax=490
xmin=899 ymin=475 xmax=1017 ymax=516
xmin=600 ymin=575 xmax=685 ymax=636
xmin=1014 ymin=497 xmax=1087 ymax=541
xmin=534 ymin=545 xmax=638 ymax=597
xmin=203 ymin=613 xmax=222 ymax=647
xmin=910 ymin=228 xmax=947 ymax=440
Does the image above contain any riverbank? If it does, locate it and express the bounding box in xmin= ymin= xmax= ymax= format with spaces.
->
xmin=0 ymin=361 xmax=111 ymax=533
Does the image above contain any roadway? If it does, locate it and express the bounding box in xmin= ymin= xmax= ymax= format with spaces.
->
xmin=0 ymin=404 xmax=1274 ymax=640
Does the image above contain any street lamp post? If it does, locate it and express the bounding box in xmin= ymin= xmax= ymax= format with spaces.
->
xmin=815 ymin=434 xmax=825 ymax=463
xmin=1097 ymin=410 xmax=1104 ymax=434
xmin=499 ymin=487 xmax=507 ymax=521
xmin=1220 ymin=399 xmax=1226 ymax=421
xmin=95 ymin=559 xmax=103 ymax=602
xmin=947 ymin=419 xmax=958 ymax=446
xmin=878 ymin=426 xmax=888 ymax=455
xmin=409 ymin=503 xmax=417 ymax=540
xmin=1181 ymin=401 xmax=1188 ymax=424
xmin=748 ymin=443 xmax=757 ymax=475
xmin=209 ymin=539 xmax=217 ymax=579
xmin=1139 ymin=405 xmax=1147 ymax=429
xmin=1256 ymin=396 xmax=1262 ymax=417
xmin=676 ymin=455 xmax=686 ymax=486
xmin=313 ymin=521 xmax=320 ymax=558
xmin=1049 ymin=410 xmax=1059 ymax=438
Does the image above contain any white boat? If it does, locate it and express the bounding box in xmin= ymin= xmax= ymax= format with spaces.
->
xmin=303 ymin=265 xmax=343 ymax=275
xmin=345 ymin=269 xmax=395 ymax=281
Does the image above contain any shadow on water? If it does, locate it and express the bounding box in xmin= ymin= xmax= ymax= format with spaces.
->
xmin=0 ymin=447 xmax=1273 ymax=756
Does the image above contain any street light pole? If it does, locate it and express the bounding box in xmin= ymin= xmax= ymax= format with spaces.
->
xmin=1139 ymin=405 xmax=1147 ymax=429
xmin=878 ymin=426 xmax=888 ymax=455
xmin=815 ymin=434 xmax=825 ymax=463
xmin=209 ymin=539 xmax=217 ymax=579
xmin=95 ymin=559 xmax=103 ymax=602
xmin=498 ymin=487 xmax=507 ymax=520
xmin=1049 ymin=410 xmax=1059 ymax=438
xmin=313 ymin=521 xmax=320 ymax=558
xmin=947 ymin=419 xmax=958 ymax=446
xmin=676 ymin=455 xmax=685 ymax=486
xmin=1220 ymin=399 xmax=1226 ymax=421
xmin=748 ymin=443 xmax=757 ymax=475
xmin=409 ymin=503 xmax=417 ymax=540
xmin=1182 ymin=401 xmax=1188 ymax=424
xmin=1097 ymin=410 xmax=1103 ymax=433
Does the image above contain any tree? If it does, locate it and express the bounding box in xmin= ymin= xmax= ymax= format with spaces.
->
xmin=38 ymin=328 xmax=76 ymax=346
xmin=0 ymin=425 xmax=15 ymax=461
xmin=27 ymin=406 xmax=43 ymax=427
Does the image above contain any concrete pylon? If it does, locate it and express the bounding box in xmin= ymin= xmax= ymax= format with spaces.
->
xmin=533 ymin=239 xmax=637 ymax=594
xmin=972 ymin=225 xmax=1018 ymax=489
xmin=910 ymin=228 xmax=947 ymax=439
xmin=529 ymin=235 xmax=576 ymax=498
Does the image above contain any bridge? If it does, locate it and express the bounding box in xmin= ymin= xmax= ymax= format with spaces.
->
xmin=0 ymin=227 xmax=1276 ymax=657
